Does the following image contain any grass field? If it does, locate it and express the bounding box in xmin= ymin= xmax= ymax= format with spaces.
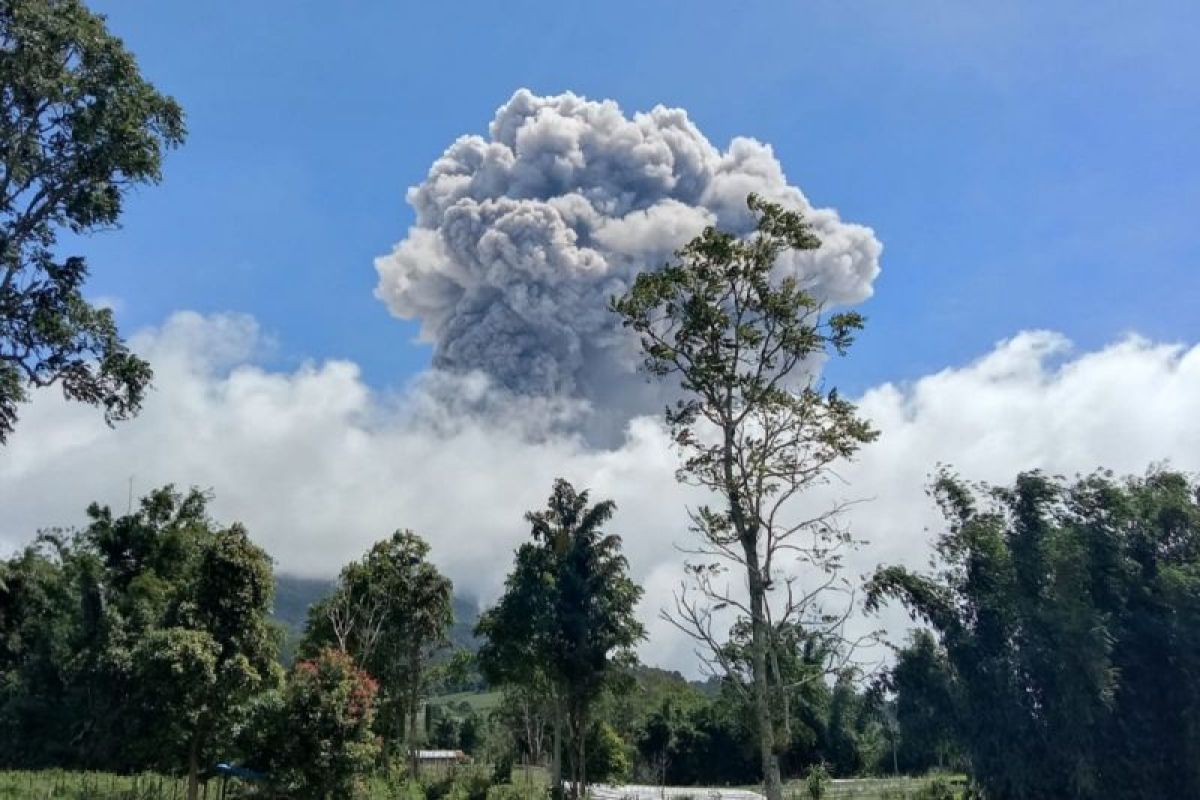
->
xmin=0 ymin=769 xmax=965 ymax=800
xmin=0 ymin=770 xmax=192 ymax=799
xmin=426 ymin=689 xmax=505 ymax=713
xmin=818 ymin=776 xmax=966 ymax=798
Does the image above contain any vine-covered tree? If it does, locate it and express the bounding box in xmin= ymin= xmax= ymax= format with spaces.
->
xmin=611 ymin=194 xmax=878 ymax=800
xmin=0 ymin=0 xmax=185 ymax=442
xmin=868 ymin=469 xmax=1200 ymax=800
xmin=477 ymin=479 xmax=644 ymax=799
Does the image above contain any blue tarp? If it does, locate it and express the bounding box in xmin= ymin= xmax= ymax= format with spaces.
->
xmin=215 ymin=763 xmax=268 ymax=782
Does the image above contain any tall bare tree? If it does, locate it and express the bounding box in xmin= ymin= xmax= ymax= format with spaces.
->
xmin=611 ymin=194 xmax=878 ymax=800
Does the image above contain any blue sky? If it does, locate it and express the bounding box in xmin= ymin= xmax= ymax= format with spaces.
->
xmin=83 ymin=0 xmax=1199 ymax=395
xmin=7 ymin=2 xmax=1200 ymax=659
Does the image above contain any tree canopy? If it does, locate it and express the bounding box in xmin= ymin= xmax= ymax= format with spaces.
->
xmin=611 ymin=193 xmax=877 ymax=800
xmin=868 ymin=469 xmax=1200 ymax=800
xmin=0 ymin=0 xmax=184 ymax=442
xmin=0 ymin=486 xmax=279 ymax=800
xmin=477 ymin=478 xmax=645 ymax=797
xmin=301 ymin=529 xmax=453 ymax=752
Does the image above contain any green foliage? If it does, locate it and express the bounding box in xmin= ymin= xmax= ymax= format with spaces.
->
xmin=868 ymin=469 xmax=1200 ymax=799
xmin=0 ymin=0 xmax=185 ymax=441
xmin=419 ymin=773 xmax=457 ymax=800
xmin=490 ymin=752 xmax=514 ymax=785
xmin=564 ymin=721 xmax=628 ymax=785
xmin=484 ymin=786 xmax=524 ymax=800
xmin=0 ymin=485 xmax=280 ymax=789
xmin=301 ymin=530 xmax=454 ymax=749
xmin=490 ymin=682 xmax=552 ymax=768
xmin=477 ymin=479 xmax=644 ymax=795
xmin=885 ymin=632 xmax=961 ymax=774
xmin=264 ymin=647 xmax=381 ymax=800
xmin=911 ymin=776 xmax=956 ymax=800
xmin=632 ymin=686 xmax=758 ymax=786
xmin=611 ymin=194 xmax=877 ymax=800
xmin=804 ymin=761 xmax=829 ymax=800
xmin=0 ymin=770 xmax=190 ymax=799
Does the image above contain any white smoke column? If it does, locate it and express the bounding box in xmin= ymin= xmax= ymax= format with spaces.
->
xmin=375 ymin=89 xmax=883 ymax=438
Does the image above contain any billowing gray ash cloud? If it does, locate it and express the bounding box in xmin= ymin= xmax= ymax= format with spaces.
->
xmin=375 ymin=89 xmax=883 ymax=439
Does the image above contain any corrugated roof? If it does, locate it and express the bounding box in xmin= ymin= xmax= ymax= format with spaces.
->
xmin=414 ymin=750 xmax=464 ymax=760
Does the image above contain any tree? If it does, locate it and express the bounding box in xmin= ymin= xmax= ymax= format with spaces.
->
xmin=167 ymin=522 xmax=281 ymax=800
xmin=867 ymin=469 xmax=1200 ymax=800
xmin=611 ymin=194 xmax=878 ymax=800
xmin=477 ymin=479 xmax=645 ymax=799
xmin=102 ymin=500 xmax=280 ymax=800
xmin=302 ymin=530 xmax=453 ymax=753
xmin=494 ymin=680 xmax=553 ymax=769
xmin=268 ymin=647 xmax=381 ymax=800
xmin=885 ymin=631 xmax=960 ymax=774
xmin=567 ymin=720 xmax=629 ymax=785
xmin=0 ymin=0 xmax=185 ymax=442
xmin=0 ymin=485 xmax=280 ymax=797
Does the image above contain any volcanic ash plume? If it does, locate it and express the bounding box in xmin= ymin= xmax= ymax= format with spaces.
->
xmin=375 ymin=89 xmax=883 ymax=434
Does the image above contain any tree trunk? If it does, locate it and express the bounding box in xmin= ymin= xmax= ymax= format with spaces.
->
xmin=573 ymin=705 xmax=588 ymax=800
xmin=551 ymin=697 xmax=564 ymax=798
xmin=187 ymin=733 xmax=201 ymax=800
xmin=746 ymin=544 xmax=783 ymax=800
xmin=408 ymin=649 xmax=422 ymax=749
xmin=721 ymin=411 xmax=783 ymax=800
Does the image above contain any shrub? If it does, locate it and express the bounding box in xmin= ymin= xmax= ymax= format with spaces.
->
xmin=456 ymin=769 xmax=493 ymax=800
xmin=486 ymin=786 xmax=525 ymax=800
xmin=492 ymin=752 xmax=515 ymax=785
xmin=913 ymin=776 xmax=956 ymax=800
xmin=804 ymin=762 xmax=830 ymax=800
xmin=267 ymin=648 xmax=381 ymax=799
xmin=422 ymin=774 xmax=457 ymax=800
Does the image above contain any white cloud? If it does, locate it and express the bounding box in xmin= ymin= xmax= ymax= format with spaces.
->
xmin=2 ymin=314 xmax=1198 ymax=674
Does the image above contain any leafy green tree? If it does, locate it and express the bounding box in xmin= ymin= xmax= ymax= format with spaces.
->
xmin=302 ymin=529 xmax=453 ymax=752
xmin=885 ymin=631 xmax=961 ymax=774
xmin=0 ymin=532 xmax=84 ymax=767
xmin=477 ymin=479 xmax=645 ymax=798
xmin=824 ymin=674 xmax=863 ymax=777
xmin=0 ymin=485 xmax=280 ymax=797
xmin=568 ymin=720 xmax=629 ymax=785
xmin=268 ymin=647 xmax=381 ymax=800
xmin=868 ymin=469 xmax=1200 ymax=800
xmin=141 ymin=522 xmax=281 ymax=800
xmin=612 ymin=195 xmax=877 ymax=800
xmin=0 ymin=0 xmax=185 ymax=441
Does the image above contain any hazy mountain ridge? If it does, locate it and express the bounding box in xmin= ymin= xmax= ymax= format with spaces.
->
xmin=273 ymin=573 xmax=482 ymax=652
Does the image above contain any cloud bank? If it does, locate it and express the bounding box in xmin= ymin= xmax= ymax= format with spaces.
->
xmin=3 ymin=313 xmax=1198 ymax=672
xmin=375 ymin=90 xmax=883 ymax=438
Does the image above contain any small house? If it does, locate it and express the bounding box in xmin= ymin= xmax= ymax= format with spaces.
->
xmin=412 ymin=749 xmax=469 ymax=777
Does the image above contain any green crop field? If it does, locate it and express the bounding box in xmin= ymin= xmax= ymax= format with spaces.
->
xmin=0 ymin=771 xmax=194 ymax=799
xmin=426 ymin=689 xmax=504 ymax=713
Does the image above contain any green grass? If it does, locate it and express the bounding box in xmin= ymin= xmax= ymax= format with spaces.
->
xmin=786 ymin=775 xmax=968 ymax=799
xmin=0 ymin=771 xmax=194 ymax=799
xmin=0 ymin=768 xmax=966 ymax=800
xmin=426 ymin=688 xmax=504 ymax=713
